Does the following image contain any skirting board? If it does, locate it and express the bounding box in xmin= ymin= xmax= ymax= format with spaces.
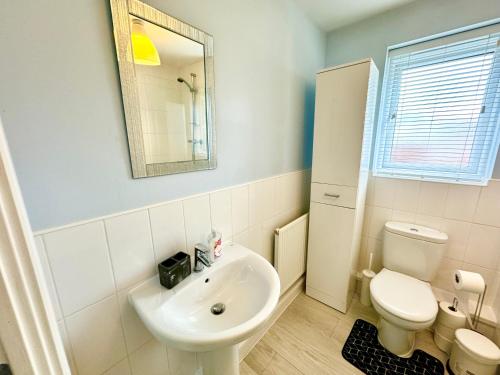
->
xmin=239 ymin=275 xmax=305 ymax=361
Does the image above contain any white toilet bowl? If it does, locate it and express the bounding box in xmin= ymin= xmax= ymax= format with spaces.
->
xmin=370 ymin=268 xmax=438 ymax=357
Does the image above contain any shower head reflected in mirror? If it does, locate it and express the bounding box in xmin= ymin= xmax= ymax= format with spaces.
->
xmin=177 ymin=75 xmax=196 ymax=93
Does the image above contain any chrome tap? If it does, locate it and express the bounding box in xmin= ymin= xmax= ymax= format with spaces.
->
xmin=194 ymin=244 xmax=212 ymax=272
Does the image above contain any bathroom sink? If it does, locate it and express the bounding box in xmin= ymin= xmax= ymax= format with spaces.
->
xmin=129 ymin=243 xmax=280 ymax=374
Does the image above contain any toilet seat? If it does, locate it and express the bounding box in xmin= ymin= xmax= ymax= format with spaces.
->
xmin=371 ymin=268 xmax=438 ymax=324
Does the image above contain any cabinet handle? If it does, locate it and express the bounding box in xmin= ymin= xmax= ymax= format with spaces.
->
xmin=324 ymin=193 xmax=340 ymax=198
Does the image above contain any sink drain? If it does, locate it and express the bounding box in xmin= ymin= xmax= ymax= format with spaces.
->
xmin=210 ymin=303 xmax=225 ymax=315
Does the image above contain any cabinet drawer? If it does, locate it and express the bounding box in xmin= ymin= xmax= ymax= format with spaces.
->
xmin=310 ymin=183 xmax=357 ymax=208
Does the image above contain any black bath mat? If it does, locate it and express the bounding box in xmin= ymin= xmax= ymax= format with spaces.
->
xmin=342 ymin=319 xmax=444 ymax=375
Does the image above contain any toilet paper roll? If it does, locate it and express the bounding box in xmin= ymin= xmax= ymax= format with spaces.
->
xmin=437 ymin=301 xmax=466 ymax=329
xmin=453 ymin=269 xmax=485 ymax=294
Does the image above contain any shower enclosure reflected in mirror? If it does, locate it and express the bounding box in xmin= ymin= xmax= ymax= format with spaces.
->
xmin=111 ymin=0 xmax=216 ymax=178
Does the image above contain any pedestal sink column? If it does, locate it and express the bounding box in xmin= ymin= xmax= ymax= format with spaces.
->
xmin=197 ymin=345 xmax=239 ymax=375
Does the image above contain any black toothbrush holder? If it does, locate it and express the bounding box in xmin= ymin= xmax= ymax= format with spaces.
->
xmin=158 ymin=251 xmax=191 ymax=289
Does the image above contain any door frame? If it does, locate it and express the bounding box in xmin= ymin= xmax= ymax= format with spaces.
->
xmin=0 ymin=116 xmax=70 ymax=374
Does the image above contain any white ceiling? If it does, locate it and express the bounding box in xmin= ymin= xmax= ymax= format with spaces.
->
xmin=294 ymin=0 xmax=416 ymax=32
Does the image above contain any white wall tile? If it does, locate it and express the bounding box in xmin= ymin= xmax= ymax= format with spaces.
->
xmin=183 ymin=194 xmax=212 ymax=254
xmin=372 ymin=177 xmax=396 ymax=208
xmin=444 ymin=184 xmax=481 ymax=221
xmin=494 ymin=275 xmax=500 ymax=313
xmin=103 ymin=359 xmax=131 ymax=375
xmin=464 ymin=224 xmax=500 ymax=269
xmin=362 ymin=205 xmax=372 ymax=238
xmin=277 ymin=207 xmax=303 ymax=229
xmin=65 ymin=295 xmax=126 ymax=375
xmin=105 ymin=211 xmax=156 ymax=290
xmin=149 ymin=201 xmax=187 ymax=263
xmin=391 ymin=210 xmax=416 ymax=223
xmin=231 ymin=185 xmax=249 ymax=235
xmin=301 ymin=170 xmax=312 ymax=212
xmin=129 ymin=340 xmax=170 ymax=375
xmin=118 ymin=287 xmax=152 ymax=353
xmin=474 ymin=180 xmax=500 ymax=227
xmin=233 ymin=230 xmax=249 ymax=248
xmin=34 ymin=236 xmax=63 ymax=320
xmin=431 ymin=257 xmax=462 ymax=292
xmin=261 ymin=216 xmax=281 ymax=263
xmin=249 ymin=178 xmax=278 ymax=225
xmin=44 ymin=222 xmax=115 ymax=316
xmin=418 ymin=182 xmax=448 ymax=217
xmin=57 ymin=320 xmax=78 ymax=375
xmin=276 ymin=172 xmax=304 ymax=213
xmin=368 ymin=206 xmax=392 ymax=240
xmin=393 ymin=179 xmax=420 ymax=212
xmin=209 ymin=189 xmax=232 ymax=240
xmin=415 ymin=214 xmax=443 ymax=230
xmin=485 ymin=272 xmax=500 ymax=308
xmin=441 ymin=219 xmax=471 ymax=262
xmin=245 ymin=225 xmax=263 ymax=257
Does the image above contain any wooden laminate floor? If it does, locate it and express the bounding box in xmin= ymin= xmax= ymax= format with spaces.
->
xmin=240 ymin=292 xmax=449 ymax=375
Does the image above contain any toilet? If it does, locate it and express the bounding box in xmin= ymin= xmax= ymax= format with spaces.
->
xmin=370 ymin=221 xmax=448 ymax=357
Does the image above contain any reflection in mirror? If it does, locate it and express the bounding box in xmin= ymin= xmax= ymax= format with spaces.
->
xmin=130 ymin=16 xmax=208 ymax=164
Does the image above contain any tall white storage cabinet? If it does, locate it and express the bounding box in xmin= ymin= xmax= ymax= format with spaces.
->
xmin=306 ymin=59 xmax=378 ymax=313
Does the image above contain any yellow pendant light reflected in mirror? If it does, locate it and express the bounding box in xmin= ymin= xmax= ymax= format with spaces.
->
xmin=131 ymin=19 xmax=160 ymax=66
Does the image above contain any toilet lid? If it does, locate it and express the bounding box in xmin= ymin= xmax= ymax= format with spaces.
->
xmin=455 ymin=329 xmax=500 ymax=364
xmin=370 ymin=268 xmax=437 ymax=323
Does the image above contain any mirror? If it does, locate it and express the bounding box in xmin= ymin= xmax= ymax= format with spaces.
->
xmin=111 ymin=0 xmax=216 ymax=178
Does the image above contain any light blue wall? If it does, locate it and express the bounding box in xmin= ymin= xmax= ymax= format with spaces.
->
xmin=0 ymin=0 xmax=325 ymax=231
xmin=325 ymin=0 xmax=500 ymax=177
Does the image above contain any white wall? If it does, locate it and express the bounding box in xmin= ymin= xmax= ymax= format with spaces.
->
xmin=0 ymin=0 xmax=325 ymax=231
xmin=35 ymin=170 xmax=309 ymax=375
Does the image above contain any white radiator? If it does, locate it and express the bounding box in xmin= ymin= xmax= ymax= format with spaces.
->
xmin=274 ymin=213 xmax=309 ymax=294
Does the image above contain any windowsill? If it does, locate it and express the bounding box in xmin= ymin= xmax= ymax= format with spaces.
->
xmin=372 ymin=171 xmax=490 ymax=186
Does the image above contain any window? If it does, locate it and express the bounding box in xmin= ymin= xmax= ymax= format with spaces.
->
xmin=374 ymin=25 xmax=500 ymax=185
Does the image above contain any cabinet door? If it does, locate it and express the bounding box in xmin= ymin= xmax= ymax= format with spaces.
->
xmin=311 ymin=62 xmax=370 ymax=186
xmin=306 ymin=202 xmax=354 ymax=311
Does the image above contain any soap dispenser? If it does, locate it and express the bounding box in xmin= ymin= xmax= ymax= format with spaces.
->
xmin=208 ymin=229 xmax=222 ymax=258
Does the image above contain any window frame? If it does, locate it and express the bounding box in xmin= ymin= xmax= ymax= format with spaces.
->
xmin=373 ymin=22 xmax=500 ymax=185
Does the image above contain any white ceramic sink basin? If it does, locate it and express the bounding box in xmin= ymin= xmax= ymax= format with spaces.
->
xmin=129 ymin=243 xmax=280 ymax=374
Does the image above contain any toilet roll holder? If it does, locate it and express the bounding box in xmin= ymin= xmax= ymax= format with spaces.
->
xmin=471 ymin=284 xmax=487 ymax=330
xmin=453 ymin=270 xmax=487 ymax=331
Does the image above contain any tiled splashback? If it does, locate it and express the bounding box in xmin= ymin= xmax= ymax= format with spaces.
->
xmin=360 ymin=175 xmax=500 ymax=339
xmin=34 ymin=170 xmax=309 ymax=375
